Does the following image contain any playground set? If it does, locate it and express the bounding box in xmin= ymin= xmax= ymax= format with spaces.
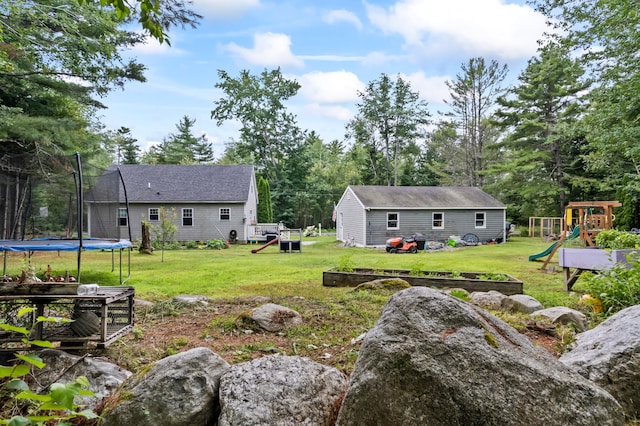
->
xmin=529 ymin=201 xmax=624 ymax=289
xmin=250 ymin=228 xmax=303 ymax=254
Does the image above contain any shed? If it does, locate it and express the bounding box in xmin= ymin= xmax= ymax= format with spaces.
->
xmin=335 ymin=185 xmax=506 ymax=247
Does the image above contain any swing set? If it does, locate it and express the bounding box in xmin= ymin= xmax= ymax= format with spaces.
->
xmin=538 ymin=201 xmax=621 ymax=270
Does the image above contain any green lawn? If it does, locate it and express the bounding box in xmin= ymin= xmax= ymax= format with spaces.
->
xmin=4 ymin=236 xmax=586 ymax=308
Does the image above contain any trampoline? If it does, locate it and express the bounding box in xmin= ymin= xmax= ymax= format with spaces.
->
xmin=1 ymin=238 xmax=132 ymax=284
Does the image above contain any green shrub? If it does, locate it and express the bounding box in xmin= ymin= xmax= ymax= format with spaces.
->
xmin=206 ymin=239 xmax=229 ymax=250
xmin=595 ymin=229 xmax=640 ymax=250
xmin=184 ymin=240 xmax=198 ymax=249
xmin=584 ymin=257 xmax=640 ymax=315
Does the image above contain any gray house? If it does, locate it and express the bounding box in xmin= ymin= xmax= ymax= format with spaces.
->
xmin=335 ymin=185 xmax=506 ymax=247
xmin=86 ymin=164 xmax=258 ymax=243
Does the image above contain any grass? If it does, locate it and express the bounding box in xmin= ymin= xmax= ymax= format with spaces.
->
xmin=4 ymin=236 xmax=584 ymax=307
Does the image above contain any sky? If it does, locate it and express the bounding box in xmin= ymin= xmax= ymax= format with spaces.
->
xmin=99 ymin=0 xmax=550 ymax=158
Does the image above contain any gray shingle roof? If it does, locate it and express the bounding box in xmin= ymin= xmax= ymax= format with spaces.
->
xmin=90 ymin=164 xmax=254 ymax=203
xmin=349 ymin=185 xmax=505 ymax=209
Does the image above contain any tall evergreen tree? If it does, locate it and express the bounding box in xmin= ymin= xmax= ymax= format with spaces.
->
xmin=491 ymin=44 xmax=590 ymax=219
xmin=257 ymin=177 xmax=273 ymax=223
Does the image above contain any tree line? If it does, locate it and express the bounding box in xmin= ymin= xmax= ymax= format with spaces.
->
xmin=1 ymin=0 xmax=638 ymax=236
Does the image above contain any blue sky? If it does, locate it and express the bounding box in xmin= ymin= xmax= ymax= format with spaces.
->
xmin=100 ymin=0 xmax=549 ymax=157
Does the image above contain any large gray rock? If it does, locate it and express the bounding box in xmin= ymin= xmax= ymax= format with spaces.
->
xmin=250 ymin=303 xmax=303 ymax=332
xmin=101 ymin=347 xmax=229 ymax=426
xmin=218 ymin=355 xmax=347 ymax=426
xmin=336 ymin=287 xmax=623 ymax=426
xmin=533 ymin=306 xmax=588 ymax=332
xmin=470 ymin=290 xmax=508 ymax=310
xmin=560 ymin=305 xmax=640 ymax=419
xmin=501 ymin=293 xmax=544 ymax=313
xmin=33 ymin=349 xmax=131 ymax=410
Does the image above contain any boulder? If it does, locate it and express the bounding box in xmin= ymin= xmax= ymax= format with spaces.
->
xmin=470 ymin=290 xmax=507 ymax=310
xmin=501 ymin=293 xmax=544 ymax=314
xmin=172 ymin=294 xmax=211 ymax=306
xmin=100 ymin=347 xmax=229 ymax=426
xmin=336 ymin=287 xmax=623 ymax=426
xmin=560 ymin=305 xmax=640 ymax=419
xmin=218 ymin=354 xmax=347 ymax=426
xmin=532 ymin=306 xmax=588 ymax=332
xmin=33 ymin=349 xmax=131 ymax=410
xmin=250 ymin=303 xmax=303 ymax=332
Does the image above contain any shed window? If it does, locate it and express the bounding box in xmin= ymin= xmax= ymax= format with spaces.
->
xmin=118 ymin=208 xmax=127 ymax=227
xmin=149 ymin=208 xmax=159 ymax=221
xmin=220 ymin=208 xmax=230 ymax=221
xmin=182 ymin=208 xmax=193 ymax=226
xmin=432 ymin=212 xmax=444 ymax=229
xmin=475 ymin=212 xmax=486 ymax=229
xmin=387 ymin=212 xmax=399 ymax=230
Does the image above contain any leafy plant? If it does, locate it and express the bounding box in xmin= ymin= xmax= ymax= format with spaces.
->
xmin=336 ymin=255 xmax=355 ymax=273
xmin=184 ymin=240 xmax=198 ymax=249
xmin=409 ymin=265 xmax=426 ymax=277
xmin=477 ymin=273 xmax=509 ymax=282
xmin=595 ymin=229 xmax=640 ymax=250
xmin=583 ymin=257 xmax=640 ymax=315
xmin=206 ymin=239 xmax=229 ymax=250
xmin=0 ymin=308 xmax=98 ymax=425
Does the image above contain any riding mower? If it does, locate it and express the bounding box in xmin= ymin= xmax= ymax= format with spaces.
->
xmin=385 ymin=234 xmax=419 ymax=253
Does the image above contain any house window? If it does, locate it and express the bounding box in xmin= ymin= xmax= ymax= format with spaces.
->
xmin=182 ymin=208 xmax=193 ymax=226
xmin=149 ymin=208 xmax=159 ymax=221
xmin=475 ymin=212 xmax=486 ymax=229
xmin=387 ymin=212 xmax=399 ymax=230
xmin=432 ymin=212 xmax=444 ymax=229
xmin=220 ymin=208 xmax=230 ymax=221
xmin=118 ymin=208 xmax=127 ymax=227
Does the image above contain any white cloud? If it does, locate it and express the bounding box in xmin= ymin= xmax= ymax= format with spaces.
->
xmin=304 ymin=103 xmax=355 ymax=123
xmin=297 ymin=71 xmax=364 ymax=104
xmin=365 ymin=0 xmax=547 ymax=60
xmin=323 ymin=9 xmax=363 ymax=31
xmin=400 ymin=72 xmax=450 ymax=105
xmin=129 ymin=34 xmax=186 ymax=55
xmin=224 ymin=32 xmax=304 ymax=68
xmin=192 ymin=0 xmax=261 ymax=20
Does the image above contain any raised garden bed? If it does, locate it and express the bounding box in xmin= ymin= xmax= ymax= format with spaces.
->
xmin=558 ymin=248 xmax=640 ymax=291
xmin=323 ymin=268 xmax=523 ymax=295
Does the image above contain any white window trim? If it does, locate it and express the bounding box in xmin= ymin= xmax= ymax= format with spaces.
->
xmin=118 ymin=207 xmax=127 ymax=227
xmin=475 ymin=212 xmax=487 ymax=229
xmin=182 ymin=208 xmax=194 ymax=226
xmin=220 ymin=207 xmax=230 ymax=221
xmin=387 ymin=212 xmax=399 ymax=230
xmin=432 ymin=212 xmax=444 ymax=229
xmin=148 ymin=208 xmax=159 ymax=221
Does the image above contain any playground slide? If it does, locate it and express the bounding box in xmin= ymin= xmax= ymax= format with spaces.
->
xmin=528 ymin=226 xmax=581 ymax=262
xmin=251 ymin=237 xmax=279 ymax=254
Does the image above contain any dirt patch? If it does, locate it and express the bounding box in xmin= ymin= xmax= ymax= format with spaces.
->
xmin=102 ymin=295 xmax=565 ymax=375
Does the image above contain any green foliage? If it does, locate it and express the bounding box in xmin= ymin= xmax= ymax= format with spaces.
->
xmin=0 ymin=308 xmax=98 ymax=425
xmin=595 ymin=229 xmax=640 ymax=249
xmin=477 ymin=273 xmax=509 ymax=282
xmin=583 ymin=259 xmax=640 ymax=315
xmin=448 ymin=288 xmax=471 ymax=301
xmin=346 ymin=73 xmax=430 ymax=186
xmin=184 ymin=240 xmax=198 ymax=249
xmin=336 ymin=255 xmax=355 ymax=272
xmin=206 ymin=240 xmax=229 ymax=250
xmin=257 ymin=177 xmax=273 ymax=223
xmin=150 ymin=207 xmax=178 ymax=261
xmin=142 ymin=116 xmax=214 ymax=164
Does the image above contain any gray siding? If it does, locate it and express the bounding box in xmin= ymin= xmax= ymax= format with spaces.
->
xmin=365 ymin=209 xmax=505 ymax=246
xmin=100 ymin=203 xmax=248 ymax=242
xmin=337 ymin=188 xmax=366 ymax=246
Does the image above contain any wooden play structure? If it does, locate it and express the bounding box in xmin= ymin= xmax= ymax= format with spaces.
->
xmin=532 ymin=201 xmax=621 ymax=270
xmin=528 ymin=217 xmax=564 ymax=238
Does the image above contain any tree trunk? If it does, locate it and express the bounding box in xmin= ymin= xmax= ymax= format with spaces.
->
xmin=139 ymin=222 xmax=153 ymax=254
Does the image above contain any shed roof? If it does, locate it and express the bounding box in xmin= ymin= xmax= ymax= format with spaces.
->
xmin=348 ymin=185 xmax=505 ymax=209
xmin=89 ymin=164 xmax=254 ymax=203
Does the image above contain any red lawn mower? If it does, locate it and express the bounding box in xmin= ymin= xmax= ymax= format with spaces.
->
xmin=385 ymin=234 xmax=420 ymax=253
